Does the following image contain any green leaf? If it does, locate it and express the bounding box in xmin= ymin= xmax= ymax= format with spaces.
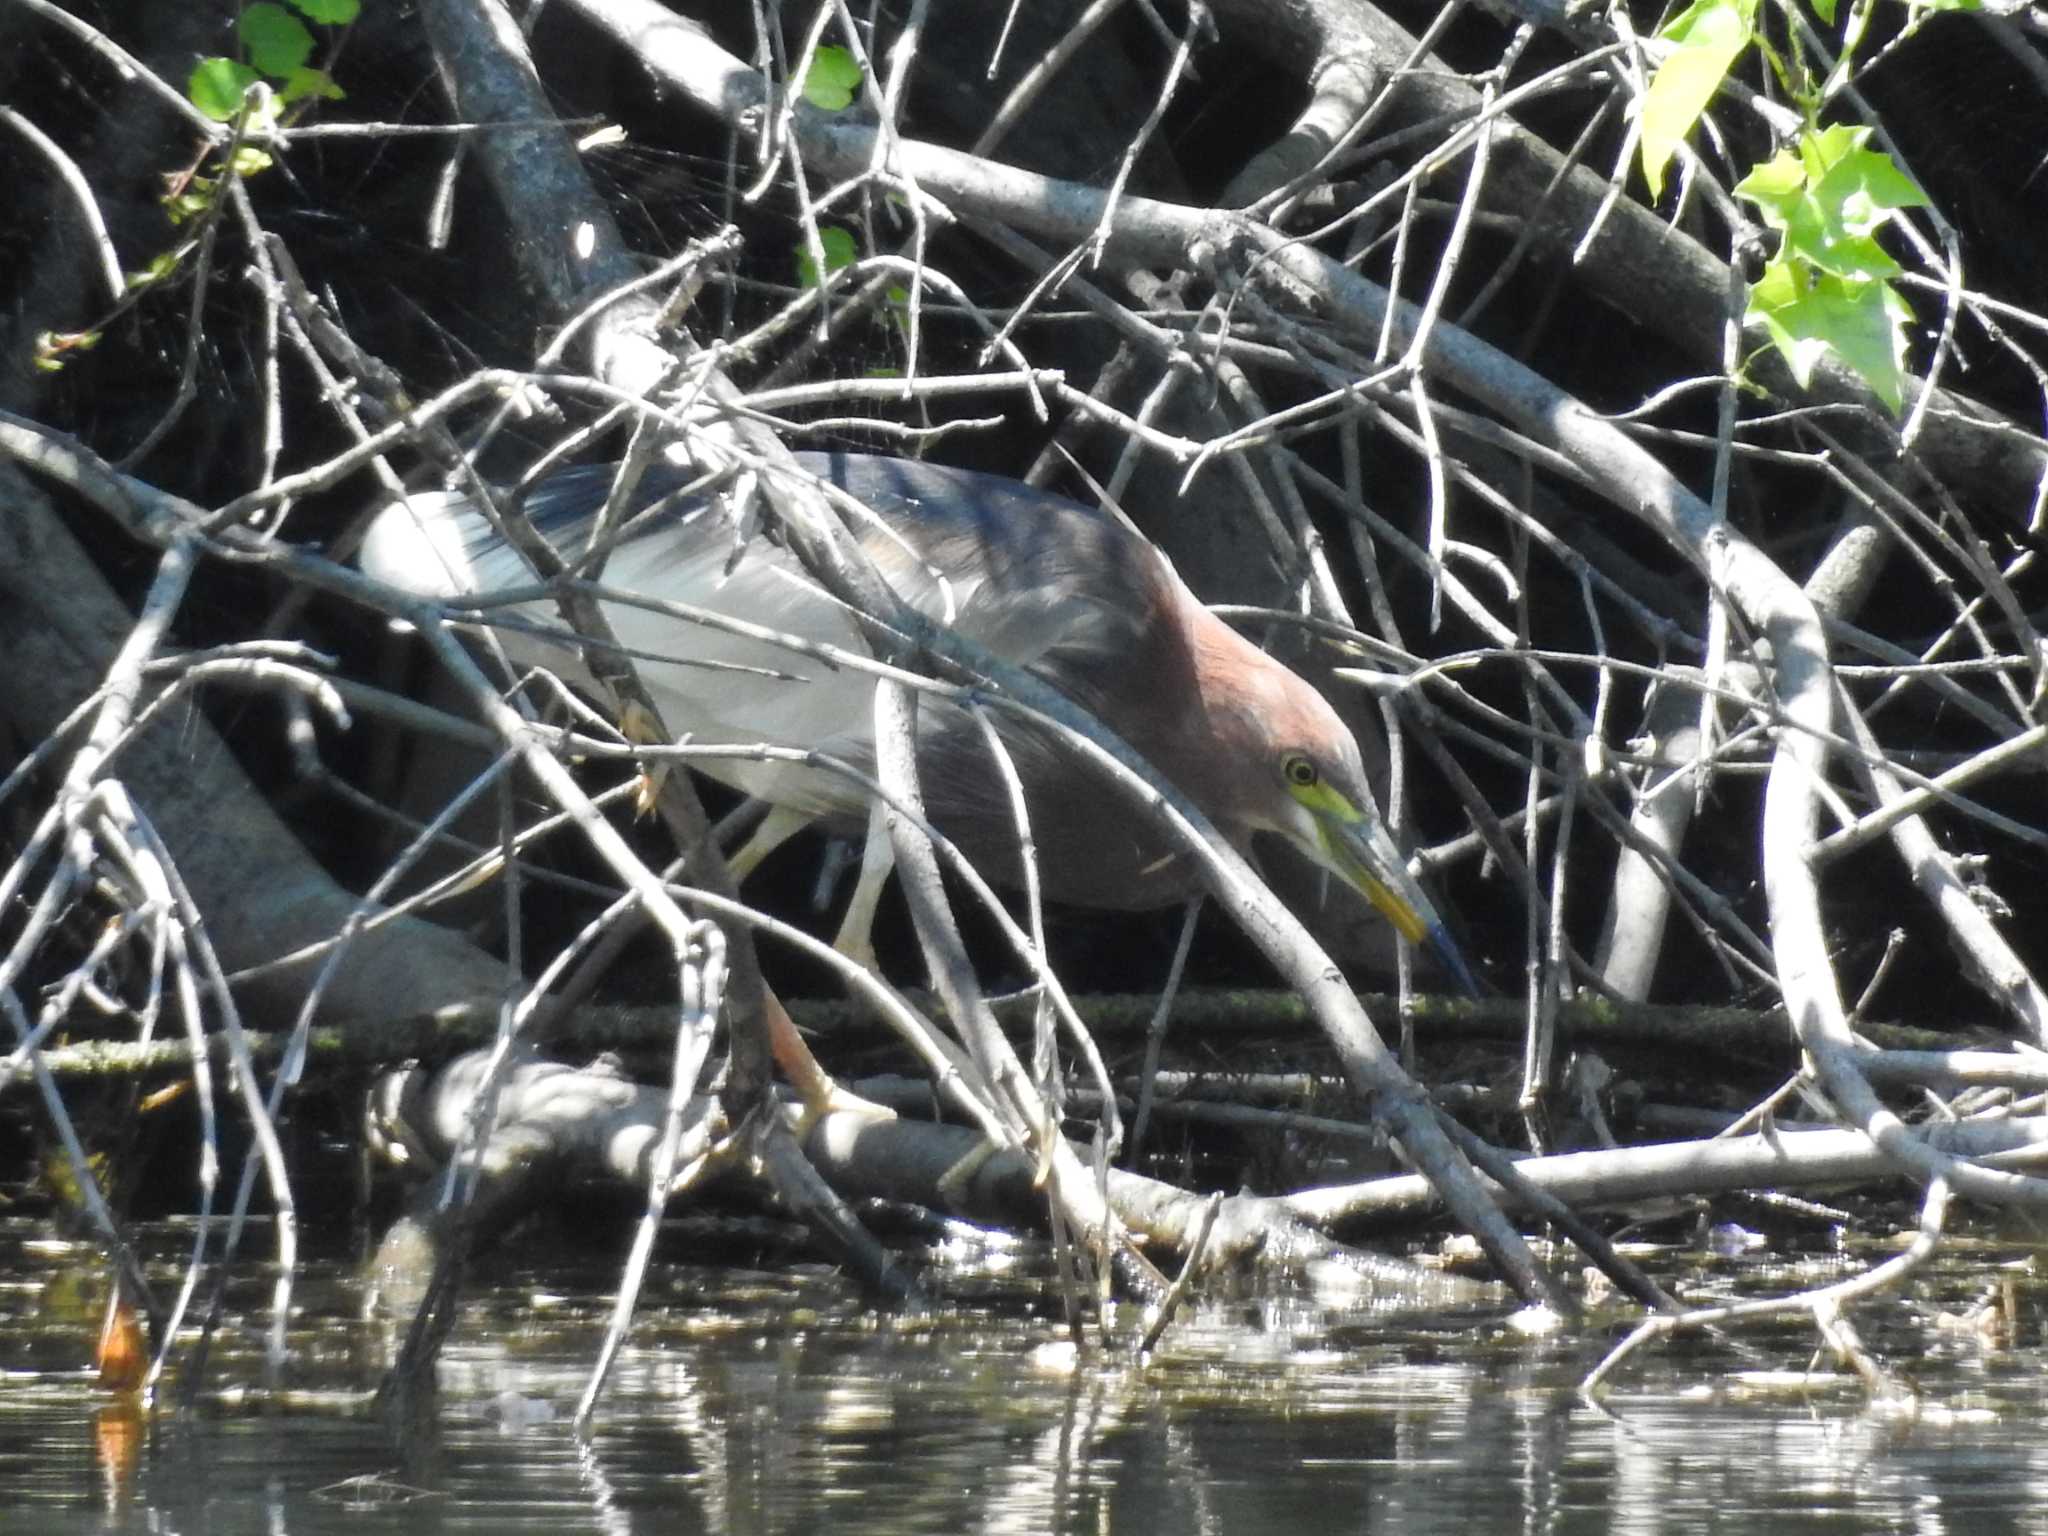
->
xmin=802 ymin=45 xmax=863 ymax=111
xmin=1731 ymin=148 xmax=1804 ymax=222
xmin=1810 ymin=141 xmax=1928 ymax=241
xmin=1735 ymin=128 xmax=1923 ymax=283
xmin=188 ymin=58 xmax=263 ymax=121
xmin=1659 ymin=0 xmax=1756 ymax=54
xmin=239 ymin=2 xmax=315 ymax=77
xmin=287 ymin=0 xmax=360 ymax=22
xmin=1747 ymin=259 xmax=1915 ymax=412
xmin=795 ymin=225 xmax=858 ymax=288
xmin=1804 ymin=230 xmax=1901 ymax=280
xmin=278 ymin=65 xmax=346 ymax=104
xmin=34 ymin=329 xmax=102 ymax=371
xmin=1640 ymin=0 xmax=1753 ymax=201
xmin=1796 ymin=122 xmax=1862 ymax=182
xmin=125 ymin=249 xmax=186 ymax=291
xmin=165 ymin=188 xmax=215 ymax=224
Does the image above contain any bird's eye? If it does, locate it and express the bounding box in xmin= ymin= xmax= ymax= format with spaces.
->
xmin=1283 ymin=754 xmax=1318 ymax=789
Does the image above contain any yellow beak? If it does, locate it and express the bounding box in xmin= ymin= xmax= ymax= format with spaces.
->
xmin=1291 ymin=799 xmax=1480 ymax=996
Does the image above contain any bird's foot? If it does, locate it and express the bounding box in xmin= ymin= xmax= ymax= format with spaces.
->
xmin=632 ymin=764 xmax=671 ymax=818
xmin=768 ymin=988 xmax=893 ymax=1139
xmin=789 ymin=1075 xmax=898 ymax=1143
xmin=617 ymin=702 xmax=670 ymax=816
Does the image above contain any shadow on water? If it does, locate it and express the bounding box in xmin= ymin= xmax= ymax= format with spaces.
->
xmin=3 ymin=1216 xmax=2047 ymax=1534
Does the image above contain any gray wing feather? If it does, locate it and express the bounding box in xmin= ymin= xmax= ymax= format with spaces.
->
xmin=359 ymin=452 xmax=1164 ymax=814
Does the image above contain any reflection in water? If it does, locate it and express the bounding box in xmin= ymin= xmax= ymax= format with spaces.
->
xmin=0 ymin=1218 xmax=2043 ymax=1534
xmin=92 ymin=1398 xmax=144 ymax=1513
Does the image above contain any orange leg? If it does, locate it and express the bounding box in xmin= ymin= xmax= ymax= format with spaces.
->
xmin=764 ymin=987 xmax=894 ymax=1130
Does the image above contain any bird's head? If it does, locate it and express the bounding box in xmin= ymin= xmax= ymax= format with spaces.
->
xmin=1190 ymin=617 xmax=1480 ymax=995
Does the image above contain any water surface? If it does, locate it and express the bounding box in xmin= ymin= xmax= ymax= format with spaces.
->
xmin=2 ymin=1216 xmax=2042 ymax=1534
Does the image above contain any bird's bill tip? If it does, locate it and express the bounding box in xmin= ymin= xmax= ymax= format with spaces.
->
xmin=1323 ymin=816 xmax=1481 ymax=996
xmin=1364 ymin=878 xmax=1483 ymax=997
xmin=1425 ymin=920 xmax=1484 ymax=998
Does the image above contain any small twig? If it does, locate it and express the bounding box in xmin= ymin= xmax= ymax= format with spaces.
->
xmin=1138 ymin=1191 xmax=1222 ymax=1353
xmin=574 ymin=922 xmax=722 ymax=1431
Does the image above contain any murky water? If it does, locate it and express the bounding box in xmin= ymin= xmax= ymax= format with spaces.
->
xmin=2 ymin=1216 xmax=2044 ymax=1534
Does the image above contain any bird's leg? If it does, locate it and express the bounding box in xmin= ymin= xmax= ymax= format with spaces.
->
xmin=714 ymin=804 xmax=892 ymax=1123
xmin=617 ymin=701 xmax=672 ymax=817
xmin=829 ymin=799 xmax=895 ymax=973
xmin=725 ymin=802 xmax=813 ymax=880
xmin=765 ymin=986 xmax=896 ymax=1132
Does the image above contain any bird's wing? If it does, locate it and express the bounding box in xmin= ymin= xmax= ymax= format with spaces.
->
xmin=358 ymin=454 xmax=1167 ymax=813
xmin=363 ymin=454 xmax=1161 ymax=670
xmin=806 ymin=452 xmax=1161 ymax=672
xmin=361 ymin=467 xmax=885 ymax=812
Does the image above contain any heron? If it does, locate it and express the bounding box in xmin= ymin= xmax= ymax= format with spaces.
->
xmin=361 ymin=450 xmax=1477 ymax=1101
